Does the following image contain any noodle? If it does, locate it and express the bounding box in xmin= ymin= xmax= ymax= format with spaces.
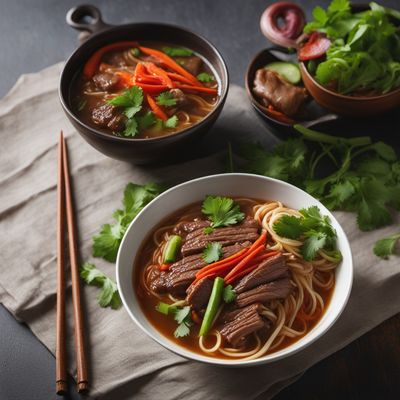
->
xmin=140 ymin=199 xmax=340 ymax=360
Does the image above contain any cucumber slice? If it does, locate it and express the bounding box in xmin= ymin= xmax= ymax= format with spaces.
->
xmin=264 ymin=62 xmax=301 ymax=85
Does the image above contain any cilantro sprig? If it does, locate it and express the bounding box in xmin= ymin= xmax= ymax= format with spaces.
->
xmin=156 ymin=303 xmax=193 ymax=338
xmin=156 ymin=91 xmax=177 ymax=107
xmin=373 ymin=232 xmax=400 ymax=259
xmin=202 ymin=242 xmax=223 ymax=263
xmin=197 ymin=72 xmax=215 ymax=83
xmin=162 ymin=47 xmax=193 ymax=57
xmin=93 ymin=182 xmax=164 ymax=262
xmin=223 ymin=285 xmax=236 ymax=303
xmin=202 ymin=195 xmax=245 ymax=229
xmin=273 ymin=206 xmax=341 ymax=261
xmin=80 ymin=262 xmax=121 ymax=309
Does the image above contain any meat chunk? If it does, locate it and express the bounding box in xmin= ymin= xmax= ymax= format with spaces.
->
xmin=234 ymin=254 xmax=288 ymax=294
xmin=186 ymin=277 xmax=213 ymax=311
xmin=92 ymin=73 xmax=120 ymax=92
xmin=219 ymin=303 xmax=268 ymax=347
xmin=175 ymin=56 xmax=203 ymax=75
xmin=107 ymin=114 xmax=126 ymax=132
xmin=235 ymin=278 xmax=292 ymax=308
xmin=170 ymin=88 xmax=188 ymax=106
xmin=181 ymin=218 xmax=259 ymax=256
xmin=174 ymin=219 xmax=210 ymax=235
xmin=253 ymin=69 xmax=308 ymax=117
xmin=91 ymin=104 xmax=126 ymax=132
xmin=103 ymin=51 xmax=127 ymax=66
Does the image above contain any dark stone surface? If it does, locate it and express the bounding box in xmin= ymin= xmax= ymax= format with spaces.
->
xmin=0 ymin=1 xmax=399 ymax=399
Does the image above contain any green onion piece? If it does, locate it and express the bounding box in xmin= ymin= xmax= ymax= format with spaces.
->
xmin=155 ymin=302 xmax=171 ymax=315
xmin=199 ymin=277 xmax=224 ymax=336
xmin=163 ymin=235 xmax=182 ymax=263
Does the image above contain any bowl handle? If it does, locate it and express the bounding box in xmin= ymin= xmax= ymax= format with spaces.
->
xmin=66 ymin=5 xmax=112 ymax=42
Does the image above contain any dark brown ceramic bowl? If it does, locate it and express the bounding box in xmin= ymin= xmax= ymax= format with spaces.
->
xmin=300 ymin=63 xmax=400 ymax=117
xmin=59 ymin=5 xmax=229 ymax=164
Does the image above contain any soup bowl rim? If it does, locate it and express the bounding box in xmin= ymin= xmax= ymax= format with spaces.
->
xmin=59 ymin=21 xmax=229 ymax=144
xmin=116 ymin=173 xmax=353 ymax=366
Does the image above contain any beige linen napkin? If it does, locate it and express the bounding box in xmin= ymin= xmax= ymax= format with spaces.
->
xmin=0 ymin=63 xmax=399 ymax=400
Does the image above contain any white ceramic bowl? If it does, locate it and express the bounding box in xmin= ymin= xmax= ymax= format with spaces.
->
xmin=116 ymin=173 xmax=353 ymax=366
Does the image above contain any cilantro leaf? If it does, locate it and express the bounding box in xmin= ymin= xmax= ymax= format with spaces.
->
xmin=373 ymin=232 xmax=400 ymax=259
xmin=202 ymin=195 xmax=245 ymax=228
xmin=273 ymin=215 xmax=305 ymax=239
xmin=123 ymin=117 xmax=138 ymax=137
xmin=203 ymin=227 xmax=215 ymax=235
xmin=301 ymin=232 xmax=327 ymax=261
xmin=197 ymin=72 xmax=215 ymax=83
xmin=108 ymin=86 xmax=143 ymax=108
xmin=223 ymin=285 xmax=236 ymax=303
xmin=162 ymin=47 xmax=193 ymax=57
xmin=203 ymin=242 xmax=223 ymax=263
xmin=174 ymin=322 xmax=191 ymax=338
xmin=92 ymin=182 xmax=163 ymax=263
xmin=80 ymin=263 xmax=121 ymax=309
xmin=173 ymin=306 xmax=191 ymax=324
xmin=137 ymin=111 xmax=156 ymax=130
xmin=156 ymin=91 xmax=177 ymax=107
xmin=165 ymin=115 xmax=178 ymax=128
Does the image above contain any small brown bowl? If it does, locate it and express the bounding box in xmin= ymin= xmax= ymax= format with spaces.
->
xmin=300 ymin=62 xmax=400 ymax=117
xmin=59 ymin=5 xmax=229 ymax=164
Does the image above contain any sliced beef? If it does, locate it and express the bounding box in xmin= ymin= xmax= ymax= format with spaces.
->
xmin=181 ymin=218 xmax=259 ymax=256
xmin=173 ymin=219 xmax=210 ymax=235
xmin=234 ymin=254 xmax=288 ymax=294
xmin=219 ymin=303 xmax=269 ymax=347
xmin=186 ymin=277 xmax=213 ymax=311
xmin=92 ymin=72 xmax=120 ymax=92
xmin=103 ymin=51 xmax=127 ymax=66
xmin=107 ymin=114 xmax=126 ymax=132
xmin=150 ymin=241 xmax=251 ymax=296
xmin=170 ymin=88 xmax=189 ymax=106
xmin=253 ymin=69 xmax=308 ymax=117
xmin=91 ymin=104 xmax=118 ymax=127
xmin=235 ymin=278 xmax=292 ymax=308
xmin=175 ymin=56 xmax=203 ymax=75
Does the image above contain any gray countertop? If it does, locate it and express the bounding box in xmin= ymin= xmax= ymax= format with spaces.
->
xmin=0 ymin=1 xmax=398 ymax=399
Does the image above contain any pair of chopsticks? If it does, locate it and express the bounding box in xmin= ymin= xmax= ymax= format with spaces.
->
xmin=56 ymin=131 xmax=88 ymax=395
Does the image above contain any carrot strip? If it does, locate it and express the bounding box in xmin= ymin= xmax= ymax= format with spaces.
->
xmin=175 ymin=84 xmax=218 ymax=95
xmin=159 ymin=263 xmax=171 ymax=271
xmin=167 ymin=72 xmax=196 ymax=86
xmin=136 ymin=75 xmax=162 ymax=84
xmin=147 ymin=94 xmax=168 ymax=121
xmin=139 ymin=46 xmax=201 ymax=86
xmin=83 ymin=41 xmax=139 ymax=78
xmin=145 ymin=62 xmax=174 ymax=88
xmin=224 ymin=245 xmax=265 ymax=283
xmin=266 ymin=105 xmax=295 ymax=124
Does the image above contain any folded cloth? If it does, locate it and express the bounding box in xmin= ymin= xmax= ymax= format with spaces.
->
xmin=0 ymin=63 xmax=399 ymax=400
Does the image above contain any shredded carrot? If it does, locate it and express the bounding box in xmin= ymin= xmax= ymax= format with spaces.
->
xmin=83 ymin=41 xmax=139 ymax=78
xmin=139 ymin=46 xmax=201 ymax=86
xmin=147 ymin=94 xmax=168 ymax=121
xmin=159 ymin=263 xmax=171 ymax=271
xmin=145 ymin=62 xmax=174 ymax=88
xmin=115 ymin=71 xmax=134 ymax=87
xmin=136 ymin=75 xmax=162 ymax=84
xmin=196 ymin=248 xmax=248 ymax=276
xmin=266 ymin=104 xmax=295 ymax=124
xmin=167 ymin=72 xmax=196 ymax=86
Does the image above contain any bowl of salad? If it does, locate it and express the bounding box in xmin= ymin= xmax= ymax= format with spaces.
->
xmin=259 ymin=0 xmax=400 ymax=117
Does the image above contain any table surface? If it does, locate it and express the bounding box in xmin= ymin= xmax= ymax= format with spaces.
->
xmin=1 ymin=1 xmax=399 ymax=399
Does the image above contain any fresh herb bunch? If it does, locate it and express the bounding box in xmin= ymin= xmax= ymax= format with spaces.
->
xmin=373 ymin=232 xmax=400 ymax=259
xmin=273 ymin=206 xmax=342 ymax=261
xmin=93 ymin=182 xmax=164 ymax=262
xmin=241 ymin=124 xmax=400 ymax=233
xmin=80 ymin=263 xmax=122 ymax=309
xmin=304 ymin=0 xmax=400 ymax=94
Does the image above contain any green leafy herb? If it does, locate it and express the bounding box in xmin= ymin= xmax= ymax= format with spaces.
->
xmin=131 ymin=48 xmax=140 ymax=57
xmin=162 ymin=47 xmax=193 ymax=57
xmin=203 ymin=226 xmax=215 ymax=235
xmin=273 ymin=206 xmax=340 ymax=261
xmin=165 ymin=115 xmax=179 ymax=128
xmin=223 ymin=285 xmax=236 ymax=303
xmin=137 ymin=111 xmax=157 ymax=130
xmin=197 ymin=72 xmax=215 ymax=83
xmin=80 ymin=263 xmax=121 ymax=309
xmin=108 ymin=86 xmax=144 ymax=137
xmin=156 ymin=303 xmax=192 ymax=338
xmin=156 ymin=91 xmax=177 ymax=107
xmin=373 ymin=232 xmax=400 ymax=259
xmin=203 ymin=242 xmax=223 ymax=263
xmin=92 ymin=182 xmax=164 ymax=262
xmin=202 ymin=195 xmax=245 ymax=228
xmin=305 ymin=0 xmax=400 ymax=94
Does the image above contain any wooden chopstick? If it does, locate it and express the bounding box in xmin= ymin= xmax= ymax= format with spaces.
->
xmin=62 ymin=134 xmax=89 ymax=393
xmin=56 ymin=131 xmax=67 ymax=395
xmin=56 ymin=132 xmax=89 ymax=394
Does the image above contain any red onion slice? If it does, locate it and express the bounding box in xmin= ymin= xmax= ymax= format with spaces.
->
xmin=260 ymin=2 xmax=306 ymax=48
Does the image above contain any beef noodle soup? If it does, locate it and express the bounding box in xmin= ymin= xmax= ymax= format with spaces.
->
xmin=70 ymin=41 xmax=219 ymax=139
xmin=134 ymin=196 xmax=341 ymax=360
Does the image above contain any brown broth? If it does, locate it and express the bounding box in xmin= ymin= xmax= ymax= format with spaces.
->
xmin=69 ymin=41 xmax=219 ymax=139
xmin=133 ymin=199 xmax=335 ymax=360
